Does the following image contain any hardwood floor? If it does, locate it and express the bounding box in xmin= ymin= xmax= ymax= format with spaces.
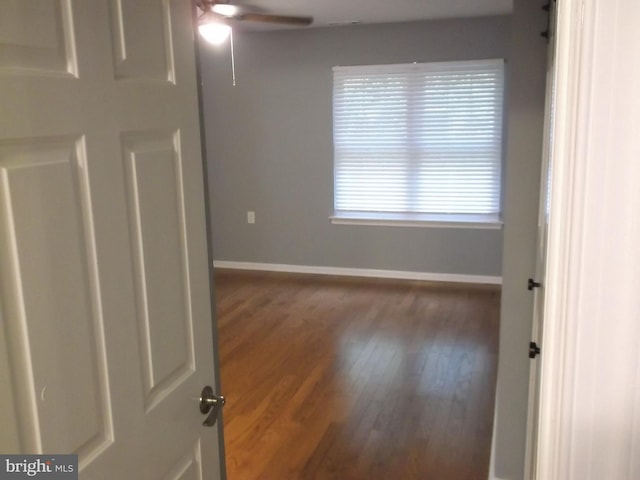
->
xmin=215 ymin=269 xmax=500 ymax=480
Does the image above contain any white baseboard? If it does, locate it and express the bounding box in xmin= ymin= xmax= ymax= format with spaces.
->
xmin=213 ymin=261 xmax=502 ymax=285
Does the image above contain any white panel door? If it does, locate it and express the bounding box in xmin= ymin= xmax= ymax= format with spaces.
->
xmin=0 ymin=1 xmax=225 ymax=478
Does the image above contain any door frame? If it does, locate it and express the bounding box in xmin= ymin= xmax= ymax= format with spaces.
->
xmin=535 ymin=0 xmax=640 ymax=478
xmin=534 ymin=0 xmax=590 ymax=475
xmin=191 ymin=1 xmax=227 ymax=475
xmin=523 ymin=10 xmax=556 ymax=478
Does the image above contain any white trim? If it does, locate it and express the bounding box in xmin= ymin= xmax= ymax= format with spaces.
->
xmin=330 ymin=212 xmax=503 ymax=229
xmin=333 ymin=58 xmax=505 ymax=74
xmin=535 ymin=0 xmax=588 ymax=478
xmin=524 ymin=1 xmax=558 ymax=477
xmin=213 ymin=261 xmax=502 ymax=285
xmin=536 ymin=0 xmax=640 ymax=478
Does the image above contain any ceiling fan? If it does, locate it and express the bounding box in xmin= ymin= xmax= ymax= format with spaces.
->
xmin=196 ymin=1 xmax=313 ymax=84
xmin=196 ymin=0 xmax=313 ymax=28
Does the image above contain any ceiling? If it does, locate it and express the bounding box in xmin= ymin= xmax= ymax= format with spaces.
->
xmin=232 ymin=0 xmax=513 ymax=30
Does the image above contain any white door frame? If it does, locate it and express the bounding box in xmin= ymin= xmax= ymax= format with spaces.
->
xmin=523 ymin=3 xmax=557 ymax=473
xmin=193 ymin=16 xmax=228 ymax=474
xmin=533 ymin=0 xmax=583 ymax=473
xmin=536 ymin=0 xmax=640 ymax=478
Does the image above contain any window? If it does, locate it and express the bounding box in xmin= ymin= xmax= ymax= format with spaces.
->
xmin=332 ymin=59 xmax=505 ymax=227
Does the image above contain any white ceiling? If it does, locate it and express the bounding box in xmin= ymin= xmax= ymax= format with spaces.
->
xmin=233 ymin=0 xmax=513 ymax=30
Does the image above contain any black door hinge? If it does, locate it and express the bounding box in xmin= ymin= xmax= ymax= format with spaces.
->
xmin=540 ymin=0 xmax=556 ymax=42
xmin=529 ymin=341 xmax=541 ymax=359
xmin=528 ymin=278 xmax=541 ymax=291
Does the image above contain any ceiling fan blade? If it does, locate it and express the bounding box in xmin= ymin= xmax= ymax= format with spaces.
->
xmin=236 ymin=12 xmax=313 ymax=26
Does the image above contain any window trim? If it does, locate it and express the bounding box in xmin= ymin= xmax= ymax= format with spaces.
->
xmin=329 ymin=211 xmax=503 ymax=229
xmin=332 ymin=58 xmax=506 ymax=225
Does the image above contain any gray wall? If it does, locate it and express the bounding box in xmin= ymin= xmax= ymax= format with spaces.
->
xmin=199 ymin=17 xmax=510 ymax=276
xmin=493 ymin=0 xmax=547 ymax=478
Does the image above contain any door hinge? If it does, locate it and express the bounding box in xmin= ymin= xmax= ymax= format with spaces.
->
xmin=529 ymin=341 xmax=541 ymax=359
xmin=528 ymin=278 xmax=541 ymax=291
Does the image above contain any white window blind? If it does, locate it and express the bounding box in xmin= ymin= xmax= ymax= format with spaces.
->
xmin=333 ymin=59 xmax=505 ymax=219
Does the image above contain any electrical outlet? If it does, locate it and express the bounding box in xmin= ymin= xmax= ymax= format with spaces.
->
xmin=247 ymin=211 xmax=255 ymax=224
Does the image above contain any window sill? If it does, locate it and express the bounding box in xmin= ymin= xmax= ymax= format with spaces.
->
xmin=329 ymin=211 xmax=503 ymax=229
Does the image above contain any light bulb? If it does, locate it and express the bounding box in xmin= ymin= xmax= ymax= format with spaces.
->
xmin=199 ymin=22 xmax=232 ymax=45
xmin=211 ymin=4 xmax=239 ymax=16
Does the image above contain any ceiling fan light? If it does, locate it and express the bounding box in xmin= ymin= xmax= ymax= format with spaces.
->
xmin=211 ymin=4 xmax=239 ymax=17
xmin=199 ymin=22 xmax=232 ymax=45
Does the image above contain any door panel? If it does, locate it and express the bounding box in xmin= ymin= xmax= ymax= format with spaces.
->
xmin=122 ymin=130 xmax=196 ymax=412
xmin=0 ymin=0 xmax=223 ymax=477
xmin=163 ymin=441 xmax=203 ymax=480
xmin=108 ymin=0 xmax=175 ymax=82
xmin=0 ymin=136 xmax=113 ymax=458
xmin=0 ymin=0 xmax=76 ymax=75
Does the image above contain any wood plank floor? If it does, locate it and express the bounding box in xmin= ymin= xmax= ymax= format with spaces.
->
xmin=215 ymin=269 xmax=500 ymax=480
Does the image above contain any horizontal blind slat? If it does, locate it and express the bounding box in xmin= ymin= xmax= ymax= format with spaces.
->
xmin=333 ymin=59 xmax=504 ymax=215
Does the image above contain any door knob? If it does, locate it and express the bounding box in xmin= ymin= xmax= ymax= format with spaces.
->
xmin=200 ymin=385 xmax=225 ymax=427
